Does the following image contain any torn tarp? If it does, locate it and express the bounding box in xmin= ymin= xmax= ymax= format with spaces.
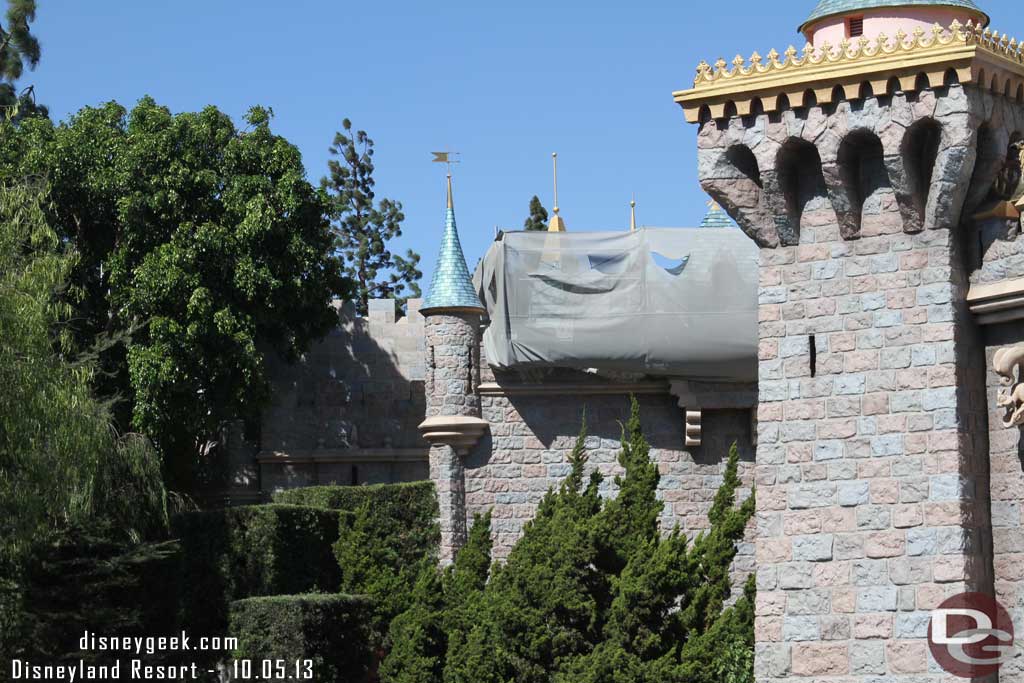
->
xmin=473 ymin=228 xmax=759 ymax=381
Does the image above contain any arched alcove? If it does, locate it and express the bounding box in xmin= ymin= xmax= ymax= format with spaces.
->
xmin=777 ymin=138 xmax=828 ymax=244
xmin=837 ymin=129 xmax=889 ymax=238
xmin=900 ymin=118 xmax=942 ymax=231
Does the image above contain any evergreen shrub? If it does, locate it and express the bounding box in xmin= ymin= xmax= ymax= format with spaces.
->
xmin=172 ymin=504 xmax=344 ymax=640
xmin=380 ymin=398 xmax=756 ymax=683
xmin=229 ymin=594 xmax=374 ymax=683
xmin=13 ymin=533 xmax=182 ymax=677
xmin=275 ymin=482 xmax=440 ymax=638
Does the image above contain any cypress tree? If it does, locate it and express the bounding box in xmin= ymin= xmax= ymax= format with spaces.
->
xmin=523 ymin=196 xmax=549 ymax=231
xmin=380 ymin=399 xmax=755 ymax=683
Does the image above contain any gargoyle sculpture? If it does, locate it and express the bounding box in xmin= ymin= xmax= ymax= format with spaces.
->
xmin=994 ymin=344 xmax=1024 ymax=427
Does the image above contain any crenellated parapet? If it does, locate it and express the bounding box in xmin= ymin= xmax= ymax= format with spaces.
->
xmin=681 ymin=21 xmax=1024 ymax=251
xmin=676 ymin=20 xmax=1024 ymax=124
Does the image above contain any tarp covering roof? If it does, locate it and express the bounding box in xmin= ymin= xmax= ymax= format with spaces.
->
xmin=473 ymin=228 xmax=759 ymax=381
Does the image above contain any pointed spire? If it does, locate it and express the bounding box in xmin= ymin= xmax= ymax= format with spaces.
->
xmin=700 ymin=197 xmax=736 ymax=228
xmin=630 ymin=196 xmax=638 ymax=232
xmin=421 ymin=175 xmax=485 ymax=314
xmin=548 ymin=152 xmax=567 ymax=232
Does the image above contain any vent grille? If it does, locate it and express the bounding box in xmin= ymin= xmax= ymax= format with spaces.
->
xmin=848 ymin=16 xmax=864 ymax=38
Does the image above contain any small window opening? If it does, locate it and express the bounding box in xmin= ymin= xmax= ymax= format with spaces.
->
xmin=847 ymin=15 xmax=864 ymax=38
xmin=350 ymin=465 xmax=359 ymax=486
xmin=809 ymin=335 xmax=818 ymax=377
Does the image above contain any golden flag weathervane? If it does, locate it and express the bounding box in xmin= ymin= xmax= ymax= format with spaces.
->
xmin=433 ymin=151 xmax=461 ymax=210
xmin=431 ymin=151 xmax=461 ymax=176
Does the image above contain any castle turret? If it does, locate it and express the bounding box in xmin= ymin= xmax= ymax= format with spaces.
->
xmin=800 ymin=0 xmax=989 ymax=47
xmin=419 ymin=175 xmax=488 ymax=564
xmin=677 ymin=4 xmax=1023 ymax=683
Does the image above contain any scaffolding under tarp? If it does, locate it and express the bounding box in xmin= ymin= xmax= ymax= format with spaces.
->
xmin=473 ymin=228 xmax=759 ymax=381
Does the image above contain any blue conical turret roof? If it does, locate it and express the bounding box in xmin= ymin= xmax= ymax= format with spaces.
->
xmin=700 ymin=200 xmax=737 ymax=229
xmin=421 ymin=176 xmax=485 ymax=314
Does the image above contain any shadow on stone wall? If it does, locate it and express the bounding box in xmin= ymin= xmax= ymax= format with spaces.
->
xmin=250 ymin=299 xmax=429 ymax=492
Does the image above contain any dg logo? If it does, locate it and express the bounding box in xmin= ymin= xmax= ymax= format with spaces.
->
xmin=929 ymin=592 xmax=1015 ymax=678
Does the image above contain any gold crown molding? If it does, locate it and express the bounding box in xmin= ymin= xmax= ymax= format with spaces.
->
xmin=675 ymin=20 xmax=1024 ymax=123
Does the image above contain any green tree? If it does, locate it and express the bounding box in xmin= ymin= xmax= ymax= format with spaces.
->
xmin=523 ymin=195 xmax=548 ymax=231
xmin=323 ymin=119 xmax=422 ymax=315
xmin=379 ymin=512 xmax=493 ymax=683
xmin=380 ymin=399 xmax=755 ymax=683
xmin=0 ymin=0 xmax=46 ymax=119
xmin=0 ymin=98 xmax=350 ymax=491
xmin=0 ymin=180 xmax=167 ymax=656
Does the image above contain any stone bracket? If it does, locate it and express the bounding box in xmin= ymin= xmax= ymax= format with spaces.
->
xmin=669 ymin=380 xmax=703 ymax=447
xmin=418 ymin=415 xmax=489 ymax=455
xmin=685 ymin=410 xmax=703 ymax=448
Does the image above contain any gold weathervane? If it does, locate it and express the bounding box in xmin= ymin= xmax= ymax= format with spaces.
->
xmin=431 ymin=151 xmax=461 ymax=174
xmin=432 ymin=151 xmax=461 ymax=209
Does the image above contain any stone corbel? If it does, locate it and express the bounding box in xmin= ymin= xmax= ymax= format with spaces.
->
xmin=669 ymin=380 xmax=702 ymax=448
xmin=418 ymin=416 xmax=489 ymax=455
xmin=994 ymin=345 xmax=1024 ymax=428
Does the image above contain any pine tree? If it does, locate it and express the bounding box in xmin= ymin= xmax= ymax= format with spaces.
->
xmin=381 ymin=398 xmax=756 ymax=683
xmin=323 ymin=119 xmax=422 ymax=314
xmin=0 ymin=0 xmax=46 ymax=119
xmin=523 ymin=196 xmax=549 ymax=231
xmin=379 ymin=512 xmax=493 ymax=683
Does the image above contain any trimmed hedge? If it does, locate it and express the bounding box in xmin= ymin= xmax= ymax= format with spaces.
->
xmin=274 ymin=481 xmax=437 ymax=519
xmin=230 ymin=594 xmax=374 ymax=683
xmin=274 ymin=483 xmax=440 ymax=638
xmin=172 ymin=504 xmax=345 ymax=643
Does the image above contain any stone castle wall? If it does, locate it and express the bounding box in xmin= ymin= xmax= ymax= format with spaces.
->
xmin=985 ymin=323 xmax=1024 ymax=680
xmin=466 ymin=363 xmax=758 ymax=560
xmin=695 ymin=82 xmax=1018 ymax=682
xmin=751 ymin=202 xmax=990 ymax=680
xmin=244 ymin=297 xmax=758 ymax=570
xmin=257 ymin=299 xmax=429 ymax=491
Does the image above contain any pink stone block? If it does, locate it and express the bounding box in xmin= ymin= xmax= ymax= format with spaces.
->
xmin=791 ymin=643 xmax=849 ymax=676
xmin=886 ymin=641 xmax=927 ymax=674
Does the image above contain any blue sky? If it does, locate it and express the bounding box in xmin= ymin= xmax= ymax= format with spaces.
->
xmin=28 ymin=0 xmax=1017 ymax=290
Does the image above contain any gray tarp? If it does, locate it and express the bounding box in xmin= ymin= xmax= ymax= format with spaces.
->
xmin=473 ymin=228 xmax=759 ymax=381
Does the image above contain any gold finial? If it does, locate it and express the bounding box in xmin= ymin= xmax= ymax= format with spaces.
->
xmin=432 ymin=151 xmax=460 ymax=211
xmin=707 ymin=198 xmax=721 ymax=212
xmin=548 ymin=152 xmax=566 ymax=232
xmin=630 ymin=196 xmax=637 ymax=232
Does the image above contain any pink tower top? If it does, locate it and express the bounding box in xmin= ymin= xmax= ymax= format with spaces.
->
xmin=800 ymin=0 xmax=989 ymax=48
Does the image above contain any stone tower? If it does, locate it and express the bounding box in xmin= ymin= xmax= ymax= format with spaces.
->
xmin=418 ymin=175 xmax=488 ymax=564
xmin=677 ymin=1 xmax=1024 ymax=682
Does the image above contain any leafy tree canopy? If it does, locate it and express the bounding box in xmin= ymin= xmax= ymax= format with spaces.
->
xmin=523 ymin=195 xmax=548 ymax=232
xmin=380 ymin=399 xmax=756 ymax=683
xmin=323 ymin=119 xmax=421 ymax=315
xmin=0 ymin=98 xmax=350 ymax=490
